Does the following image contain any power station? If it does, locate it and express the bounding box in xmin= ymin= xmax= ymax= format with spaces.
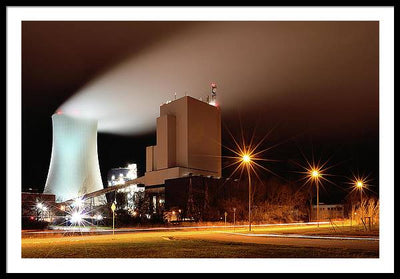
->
xmin=25 ymin=85 xmax=223 ymax=223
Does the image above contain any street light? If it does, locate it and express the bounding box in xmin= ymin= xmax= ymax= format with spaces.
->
xmin=35 ymin=202 xmax=47 ymax=221
xmin=242 ymin=154 xmax=251 ymax=163
xmin=242 ymin=153 xmax=252 ymax=232
xmin=223 ymin=128 xmax=279 ymax=233
xmin=355 ymin=179 xmax=364 ymax=223
xmin=310 ymin=168 xmax=321 ymax=227
xmin=295 ymin=155 xmax=334 ymax=228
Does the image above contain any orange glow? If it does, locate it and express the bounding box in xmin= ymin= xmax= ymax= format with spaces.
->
xmin=242 ymin=154 xmax=251 ymax=163
xmin=311 ymin=169 xmax=320 ymax=178
xmin=348 ymin=174 xmax=370 ymax=193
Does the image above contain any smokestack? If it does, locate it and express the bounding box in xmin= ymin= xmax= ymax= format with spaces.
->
xmin=210 ymin=82 xmax=217 ymax=106
xmin=44 ymin=113 xmax=105 ymax=203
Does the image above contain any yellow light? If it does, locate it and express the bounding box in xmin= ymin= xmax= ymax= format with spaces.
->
xmin=356 ymin=180 xmax=363 ymax=188
xmin=311 ymin=170 xmax=320 ymax=178
xmin=242 ymin=154 xmax=251 ymax=163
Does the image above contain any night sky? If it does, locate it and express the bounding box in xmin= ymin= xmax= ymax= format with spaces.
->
xmin=22 ymin=21 xmax=379 ymax=202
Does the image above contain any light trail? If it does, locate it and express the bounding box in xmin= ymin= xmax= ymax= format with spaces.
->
xmin=225 ymin=232 xmax=379 ymax=242
xmin=23 ymin=221 xmax=330 ymax=234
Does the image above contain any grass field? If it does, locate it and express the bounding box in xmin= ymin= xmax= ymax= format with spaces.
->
xmin=22 ymin=238 xmax=378 ymax=258
xmin=21 ymin=226 xmax=379 ymax=258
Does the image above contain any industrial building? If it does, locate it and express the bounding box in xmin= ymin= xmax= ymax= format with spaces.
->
xmin=107 ymin=163 xmax=144 ymax=211
xmin=142 ymin=94 xmax=222 ymax=217
xmin=144 ymin=95 xmax=221 ymax=186
xmin=107 ymin=163 xmax=138 ymax=187
xmin=43 ymin=113 xmax=106 ymax=204
xmin=32 ymin=88 xmax=224 ymax=223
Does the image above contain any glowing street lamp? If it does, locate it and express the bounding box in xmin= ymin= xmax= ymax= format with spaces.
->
xmin=311 ymin=170 xmax=320 ymax=178
xmin=309 ymin=168 xmax=321 ymax=227
xmin=242 ymin=153 xmax=252 ymax=232
xmin=35 ymin=202 xmax=43 ymax=221
xmin=222 ymin=126 xmax=279 ymax=233
xmin=242 ymin=154 xmax=251 ymax=164
xmin=354 ymin=179 xmax=365 ymax=221
xmin=294 ymin=154 xmax=335 ymax=228
xmin=70 ymin=211 xmax=83 ymax=224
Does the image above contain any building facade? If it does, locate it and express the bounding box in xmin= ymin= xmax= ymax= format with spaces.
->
xmin=311 ymin=203 xmax=345 ymax=220
xmin=144 ymin=96 xmax=221 ymax=186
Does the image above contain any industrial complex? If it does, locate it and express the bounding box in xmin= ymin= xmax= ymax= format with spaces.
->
xmin=22 ymin=84 xmax=232 ymax=224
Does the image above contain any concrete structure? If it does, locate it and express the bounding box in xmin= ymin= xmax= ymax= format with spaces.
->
xmin=44 ymin=113 xmax=105 ymax=204
xmin=144 ymin=96 xmax=221 ymax=186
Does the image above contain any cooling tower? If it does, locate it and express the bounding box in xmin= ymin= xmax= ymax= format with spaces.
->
xmin=44 ymin=113 xmax=105 ymax=204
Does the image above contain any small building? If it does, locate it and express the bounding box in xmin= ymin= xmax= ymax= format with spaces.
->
xmin=311 ymin=203 xmax=344 ymax=220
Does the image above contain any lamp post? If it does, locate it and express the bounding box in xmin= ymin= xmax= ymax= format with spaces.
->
xmin=242 ymin=154 xmax=252 ymax=232
xmin=311 ymin=169 xmax=320 ymax=227
xmin=356 ymin=180 xmax=364 ymax=224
